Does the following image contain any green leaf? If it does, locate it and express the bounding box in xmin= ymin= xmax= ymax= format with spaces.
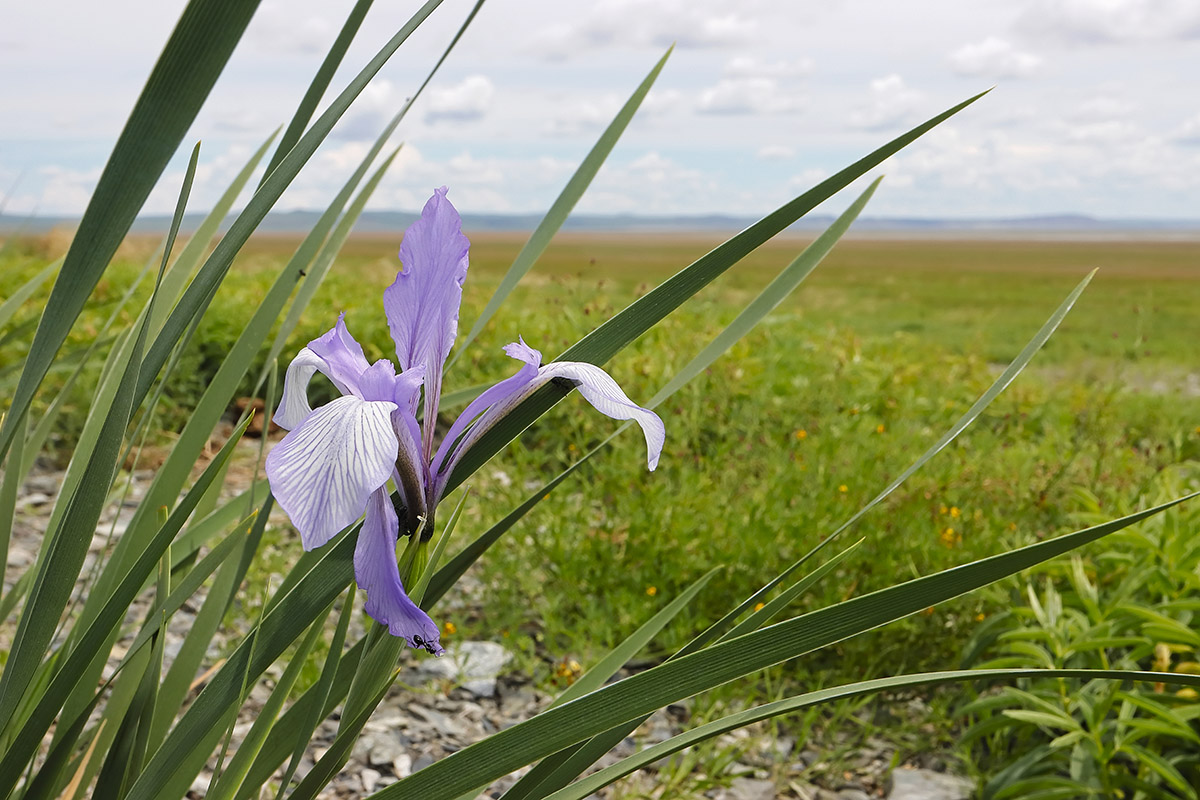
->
xmin=133 ymin=0 xmax=447 ymax=411
xmin=1002 ymin=709 xmax=1083 ymax=733
xmin=259 ymin=0 xmax=374 ymax=185
xmin=370 ymin=492 xmax=1196 ymax=799
xmin=454 ymin=46 xmax=673 ymax=361
xmin=0 ymin=257 xmax=59 ymax=331
xmin=426 ymin=178 xmax=880 ymax=615
xmin=0 ymin=142 xmax=197 ymax=748
xmin=443 ymin=91 xmax=989 ymax=491
xmin=555 ymin=568 xmax=719 ymax=707
xmin=0 ymin=0 xmax=260 ymax=460
xmin=693 ymin=269 xmax=1098 ymax=650
xmin=0 ymin=412 xmax=252 ymax=798
xmin=536 ymin=668 xmax=1200 ymax=800
xmin=206 ymin=601 xmax=334 ymax=800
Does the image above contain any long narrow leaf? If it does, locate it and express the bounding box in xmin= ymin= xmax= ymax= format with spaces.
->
xmin=444 ymin=91 xmax=987 ymax=490
xmin=454 ymin=46 xmax=672 ymax=360
xmin=0 ymin=413 xmax=252 ymax=797
xmin=0 ymin=0 xmax=259 ymax=459
xmin=543 ymin=668 xmax=1200 ymax=800
xmin=371 ymin=492 xmax=1196 ymax=798
xmin=0 ymin=143 xmax=197 ymax=740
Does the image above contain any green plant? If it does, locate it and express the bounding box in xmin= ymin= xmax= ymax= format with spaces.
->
xmin=960 ymin=464 xmax=1200 ymax=798
xmin=1 ymin=3 xmax=1197 ymax=800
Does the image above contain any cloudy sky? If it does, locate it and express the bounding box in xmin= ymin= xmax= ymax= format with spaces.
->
xmin=3 ymin=0 xmax=1199 ymax=221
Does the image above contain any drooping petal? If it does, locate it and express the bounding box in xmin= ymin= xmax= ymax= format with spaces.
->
xmin=355 ymin=488 xmax=444 ymax=654
xmin=429 ymin=338 xmax=542 ymax=481
xmin=265 ymin=395 xmax=398 ymax=550
xmin=431 ymin=342 xmax=665 ymax=502
xmin=307 ymin=314 xmax=372 ymax=398
xmin=275 ymin=347 xmax=328 ymax=431
xmin=537 ymin=361 xmax=665 ymax=470
xmin=382 ymin=187 xmax=470 ymax=456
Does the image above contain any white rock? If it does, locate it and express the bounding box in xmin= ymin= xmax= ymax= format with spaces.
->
xmin=361 ymin=767 xmax=382 ymax=793
xmin=888 ymin=768 xmax=973 ymax=800
xmin=431 ymin=641 xmax=513 ymax=698
xmin=392 ymin=752 xmax=413 ymax=778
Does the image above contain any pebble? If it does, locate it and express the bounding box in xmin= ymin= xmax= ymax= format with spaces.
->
xmin=889 ymin=767 xmax=974 ymax=800
xmin=7 ymin=451 xmax=974 ymax=800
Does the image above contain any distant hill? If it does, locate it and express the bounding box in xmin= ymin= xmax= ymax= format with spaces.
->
xmin=3 ymin=210 xmax=1198 ymax=236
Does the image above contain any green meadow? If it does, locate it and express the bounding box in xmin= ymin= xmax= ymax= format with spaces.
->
xmin=3 ymin=231 xmax=1199 ymax=779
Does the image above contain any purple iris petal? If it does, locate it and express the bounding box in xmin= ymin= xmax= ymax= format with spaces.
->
xmin=382 ymin=187 xmax=470 ymax=457
xmin=355 ymin=488 xmax=444 ymax=654
xmin=429 ymin=338 xmax=542 ymax=487
xmin=275 ymin=347 xmax=328 ymax=430
xmin=307 ymin=314 xmax=372 ymax=398
xmin=432 ymin=341 xmax=665 ymax=501
xmin=265 ymin=395 xmax=399 ymax=550
xmin=536 ymin=361 xmax=665 ymax=470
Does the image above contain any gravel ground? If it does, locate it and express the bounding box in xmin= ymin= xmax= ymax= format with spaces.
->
xmin=4 ymin=444 xmax=974 ymax=800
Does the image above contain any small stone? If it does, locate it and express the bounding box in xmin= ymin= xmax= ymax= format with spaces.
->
xmin=839 ymin=790 xmax=871 ymax=800
xmin=19 ymin=491 xmax=51 ymax=507
xmin=392 ymin=752 xmax=413 ymax=778
xmin=888 ymin=768 xmax=973 ymax=800
xmin=412 ymin=753 xmax=435 ymax=772
xmin=361 ymin=767 xmax=381 ymax=793
xmin=369 ymin=736 xmax=404 ymax=766
xmin=726 ymin=777 xmax=777 ymax=800
xmin=455 ymin=641 xmax=513 ymax=698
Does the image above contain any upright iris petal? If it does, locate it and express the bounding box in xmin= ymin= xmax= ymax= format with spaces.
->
xmin=266 ymin=187 xmax=664 ymax=654
xmin=383 ymin=186 xmax=470 ymax=457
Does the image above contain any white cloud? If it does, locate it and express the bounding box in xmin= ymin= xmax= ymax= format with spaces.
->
xmin=787 ymin=167 xmax=829 ymax=190
xmin=1069 ymin=96 xmax=1135 ymax=123
xmin=1170 ymin=113 xmax=1200 ymax=145
xmin=1018 ymin=0 xmax=1200 ymax=43
xmin=948 ymin=37 xmax=1042 ymax=78
xmin=530 ymin=1 xmax=757 ymax=59
xmin=724 ymin=56 xmax=812 ymax=79
xmin=543 ymin=95 xmax=623 ymax=137
xmin=849 ymin=74 xmax=923 ymax=131
xmin=578 ymin=151 xmax=716 ymax=214
xmin=697 ymin=78 xmax=803 ymax=115
xmin=248 ymin=3 xmax=335 ymax=55
xmin=426 ymin=76 xmax=495 ymax=124
xmin=758 ymin=145 xmax=795 ymax=160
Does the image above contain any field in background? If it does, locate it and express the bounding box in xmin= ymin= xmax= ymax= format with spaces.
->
xmin=3 ymin=231 xmax=1198 ymax=772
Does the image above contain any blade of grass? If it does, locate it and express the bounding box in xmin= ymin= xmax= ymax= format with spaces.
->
xmin=0 ymin=258 xmax=60 ymax=331
xmin=0 ymin=143 xmax=196 ymax=740
xmin=206 ymin=600 xmax=334 ymax=800
xmin=146 ymin=496 xmax=269 ymax=747
xmin=258 ymin=586 xmax=356 ymax=800
xmin=425 ymin=179 xmax=879 ymax=611
xmin=453 ymin=46 xmax=672 ymax=362
xmin=372 ymin=492 xmax=1197 ymax=798
xmin=503 ymin=540 xmax=864 ymax=800
xmin=543 ymin=668 xmax=1200 ymax=800
xmin=691 ymin=270 xmax=1098 ymax=654
xmin=0 ymin=411 xmax=26 ymax=605
xmin=0 ymin=413 xmax=252 ymax=798
xmin=259 ymin=0 xmax=374 ymax=185
xmin=444 ymin=93 xmax=988 ymax=491
xmin=0 ymin=0 xmax=260 ymax=460
xmin=150 ymin=128 xmax=279 ymax=337
xmin=134 ymin=0 xmax=448 ymax=411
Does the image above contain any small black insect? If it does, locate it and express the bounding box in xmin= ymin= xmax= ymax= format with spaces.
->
xmin=411 ymin=635 xmax=439 ymax=655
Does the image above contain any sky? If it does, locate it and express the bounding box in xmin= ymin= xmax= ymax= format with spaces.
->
xmin=2 ymin=0 xmax=1199 ymax=221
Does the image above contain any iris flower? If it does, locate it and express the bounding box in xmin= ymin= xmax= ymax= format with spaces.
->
xmin=265 ymin=187 xmax=664 ymax=655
